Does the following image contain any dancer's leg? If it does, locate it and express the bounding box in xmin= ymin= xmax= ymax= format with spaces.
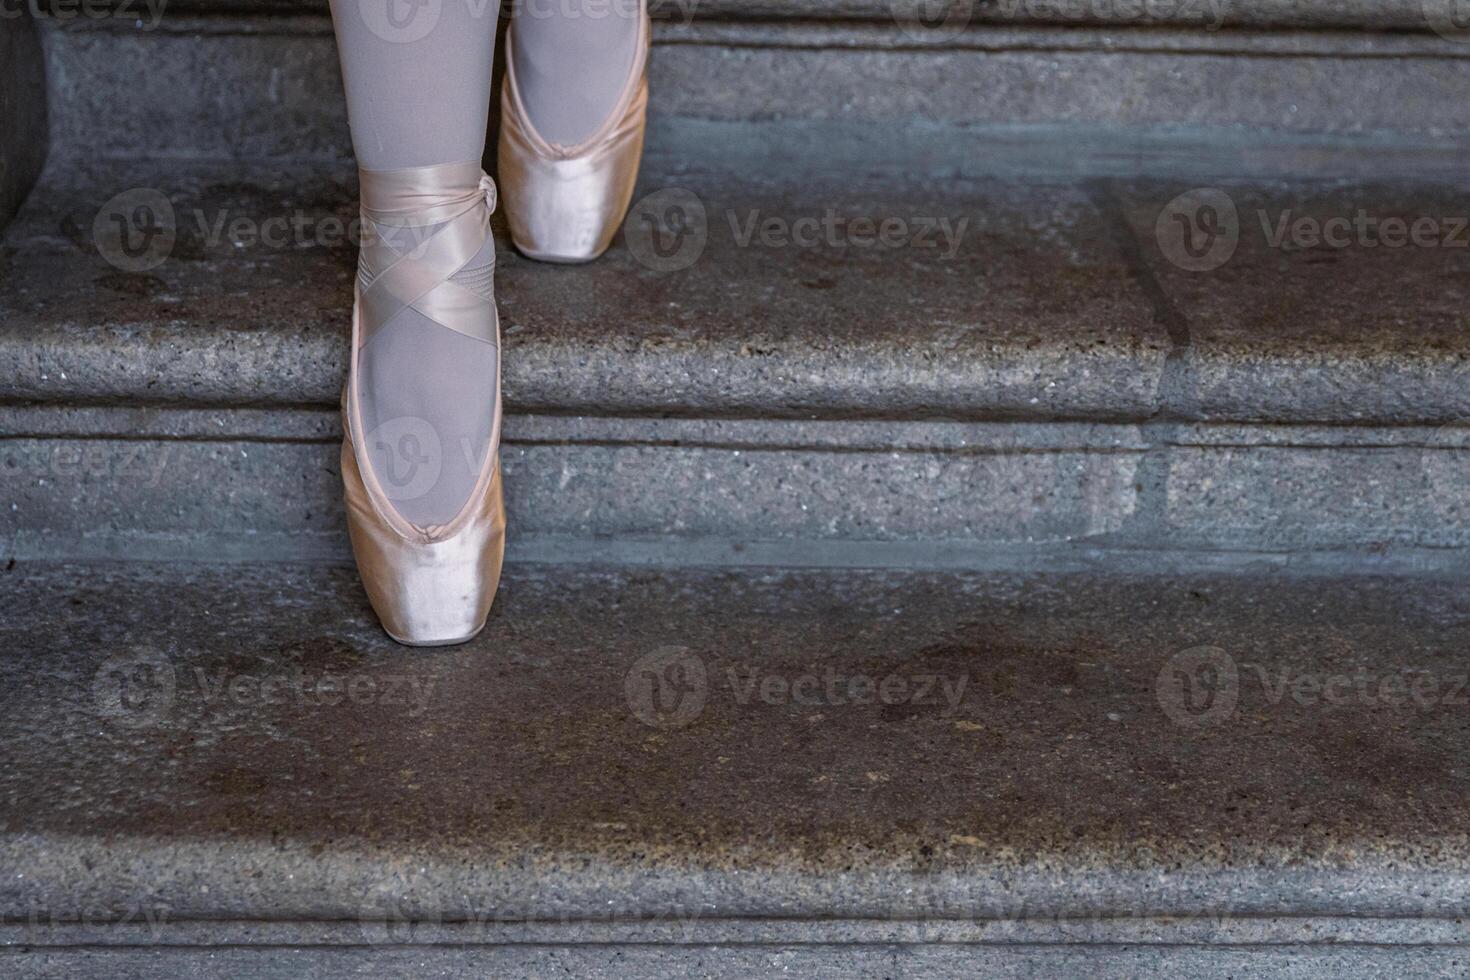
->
xmin=329 ymin=0 xmax=500 ymax=527
xmin=509 ymin=0 xmax=643 ymax=145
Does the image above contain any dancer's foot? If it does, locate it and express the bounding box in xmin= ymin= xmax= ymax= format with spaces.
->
xmin=341 ymin=161 xmax=506 ymax=646
xmin=499 ymin=0 xmax=650 ymax=262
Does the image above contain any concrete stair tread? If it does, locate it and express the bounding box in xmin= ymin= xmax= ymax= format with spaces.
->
xmin=4 ymin=158 xmax=1470 ymax=423
xmin=44 ymin=0 xmax=1457 ymax=33
xmin=4 ymin=559 xmax=1470 ymax=928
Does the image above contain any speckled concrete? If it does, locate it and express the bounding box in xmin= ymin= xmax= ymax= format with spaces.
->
xmin=17 ymin=407 xmax=1470 ymax=559
xmin=9 ymin=161 xmax=1470 ymax=425
xmin=0 ymin=159 xmax=1167 ymax=418
xmin=6 ymin=944 xmax=1470 ymax=978
xmin=9 ymin=162 xmax=1470 ymax=558
xmin=1117 ymin=179 xmax=1470 ymax=424
xmin=4 ymin=560 xmax=1470 ymax=929
xmin=39 ymin=0 xmax=1461 ymax=32
xmin=36 ymin=14 xmax=1470 ymax=163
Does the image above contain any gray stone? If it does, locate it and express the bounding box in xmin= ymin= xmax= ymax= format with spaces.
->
xmin=35 ymin=0 xmax=1466 ymax=33
xmin=35 ymin=16 xmax=1470 ymax=163
xmin=0 ymin=11 xmax=47 ymax=232
xmin=0 ymin=159 xmax=1167 ymax=418
xmin=4 ymin=561 xmax=1470 ymax=929
xmin=17 ymin=405 xmax=1470 ymax=560
xmin=7 ymin=944 xmax=1470 ymax=978
xmin=0 ymin=409 xmax=1146 ymax=560
xmin=1114 ymin=179 xmax=1470 ymax=423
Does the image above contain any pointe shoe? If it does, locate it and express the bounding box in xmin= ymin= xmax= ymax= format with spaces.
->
xmin=341 ymin=161 xmax=506 ymax=647
xmin=498 ymin=4 xmax=649 ymax=263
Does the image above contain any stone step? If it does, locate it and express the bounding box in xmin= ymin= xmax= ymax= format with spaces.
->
xmin=6 ymin=153 xmax=1470 ymax=562
xmin=39 ymin=0 xmax=1465 ymax=33
xmin=8 ymin=155 xmax=1470 ymax=421
xmin=3 ymin=559 xmax=1470 ymax=976
xmin=35 ymin=12 xmax=1470 ymax=163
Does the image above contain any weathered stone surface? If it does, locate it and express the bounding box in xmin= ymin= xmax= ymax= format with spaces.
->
xmin=15 ymin=406 xmax=1470 ymax=560
xmin=8 ymin=161 xmax=1470 ymax=425
xmin=0 ymin=12 xmax=47 ymax=232
xmin=3 ymin=561 xmax=1470 ymax=926
xmin=1116 ymin=179 xmax=1470 ymax=423
xmin=37 ymin=16 xmax=1470 ymax=163
xmin=36 ymin=0 xmax=1463 ymax=32
xmin=7 ymin=943 xmax=1470 ymax=978
xmin=0 ymin=159 xmax=1167 ymax=418
xmin=0 ymin=411 xmax=1146 ymax=560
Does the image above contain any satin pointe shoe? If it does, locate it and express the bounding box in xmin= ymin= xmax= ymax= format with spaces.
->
xmin=498 ymin=3 xmax=650 ymax=263
xmin=341 ymin=161 xmax=506 ymax=647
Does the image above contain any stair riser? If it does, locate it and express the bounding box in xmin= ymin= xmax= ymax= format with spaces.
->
xmin=33 ymin=0 xmax=1466 ymax=31
xmin=39 ymin=18 xmax=1470 ymax=164
xmin=6 ymin=943 xmax=1469 ymax=978
xmin=7 ymin=409 xmax=1470 ymax=562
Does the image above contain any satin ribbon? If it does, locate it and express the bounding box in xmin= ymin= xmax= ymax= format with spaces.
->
xmin=357 ymin=161 xmax=499 ymax=348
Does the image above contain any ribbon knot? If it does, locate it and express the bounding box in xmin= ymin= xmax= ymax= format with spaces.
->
xmin=356 ymin=161 xmax=499 ymax=348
